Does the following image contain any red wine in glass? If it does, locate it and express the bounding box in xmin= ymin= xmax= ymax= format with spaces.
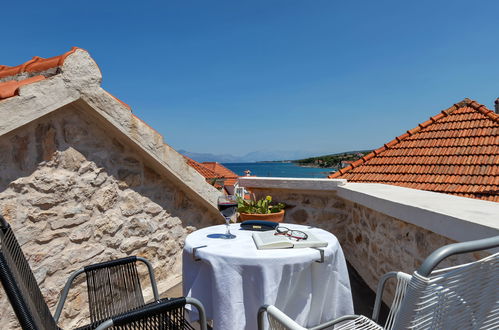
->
xmin=217 ymin=195 xmax=237 ymax=239
xmin=219 ymin=202 xmax=237 ymax=218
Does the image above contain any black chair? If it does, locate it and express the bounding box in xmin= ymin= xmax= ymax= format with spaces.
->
xmin=0 ymin=215 xmax=207 ymax=330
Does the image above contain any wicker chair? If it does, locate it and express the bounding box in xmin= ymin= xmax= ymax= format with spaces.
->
xmin=258 ymin=235 xmax=499 ymax=330
xmin=0 ymin=215 xmax=207 ymax=330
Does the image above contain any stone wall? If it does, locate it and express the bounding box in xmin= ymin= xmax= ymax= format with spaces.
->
xmin=0 ymin=106 xmax=220 ymax=329
xmin=248 ymin=187 xmax=485 ymax=306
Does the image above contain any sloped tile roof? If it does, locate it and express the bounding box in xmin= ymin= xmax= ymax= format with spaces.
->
xmin=0 ymin=47 xmax=130 ymax=109
xmin=222 ymin=178 xmax=238 ymax=186
xmin=202 ymin=162 xmax=238 ymax=179
xmin=184 ymin=158 xmax=240 ymax=188
xmin=330 ymin=99 xmax=499 ymax=202
xmin=184 ymin=156 xmax=222 ymax=179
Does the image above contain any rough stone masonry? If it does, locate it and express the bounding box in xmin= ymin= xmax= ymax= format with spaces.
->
xmin=0 ymin=107 xmax=220 ymax=329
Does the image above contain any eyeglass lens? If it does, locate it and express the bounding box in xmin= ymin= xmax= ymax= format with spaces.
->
xmin=275 ymin=227 xmax=307 ymax=240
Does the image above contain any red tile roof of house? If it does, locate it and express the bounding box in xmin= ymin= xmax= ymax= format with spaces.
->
xmin=184 ymin=158 xmax=240 ymax=188
xmin=0 ymin=47 xmax=130 ymax=109
xmin=184 ymin=156 xmax=222 ymax=179
xmin=329 ymin=99 xmax=499 ymax=202
xmin=222 ymin=178 xmax=238 ymax=186
xmin=202 ymin=162 xmax=239 ymax=179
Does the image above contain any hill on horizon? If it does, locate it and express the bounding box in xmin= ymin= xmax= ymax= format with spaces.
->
xmin=179 ymin=148 xmax=374 ymax=166
xmin=178 ymin=149 xmax=321 ymax=163
xmin=293 ymin=149 xmax=373 ymax=169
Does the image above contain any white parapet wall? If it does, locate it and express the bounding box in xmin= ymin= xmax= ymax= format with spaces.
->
xmin=239 ymin=177 xmax=347 ymax=190
xmin=239 ymin=177 xmax=499 ymax=243
xmin=336 ymin=182 xmax=499 ymax=243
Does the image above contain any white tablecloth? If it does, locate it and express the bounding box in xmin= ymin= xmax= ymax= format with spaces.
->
xmin=183 ymin=223 xmax=353 ymax=330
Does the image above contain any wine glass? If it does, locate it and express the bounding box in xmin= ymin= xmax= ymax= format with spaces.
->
xmin=217 ymin=195 xmax=237 ymax=239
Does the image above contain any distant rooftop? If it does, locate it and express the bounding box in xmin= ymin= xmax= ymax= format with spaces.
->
xmin=330 ymin=99 xmax=499 ymax=202
xmin=184 ymin=156 xmax=222 ymax=180
xmin=184 ymin=157 xmax=239 ymax=190
xmin=201 ymin=162 xmax=238 ymax=186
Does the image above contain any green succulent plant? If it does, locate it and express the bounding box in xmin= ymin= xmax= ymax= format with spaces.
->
xmin=237 ymin=195 xmax=285 ymax=214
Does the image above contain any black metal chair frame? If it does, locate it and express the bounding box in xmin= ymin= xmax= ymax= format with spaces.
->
xmin=0 ymin=215 xmax=207 ymax=330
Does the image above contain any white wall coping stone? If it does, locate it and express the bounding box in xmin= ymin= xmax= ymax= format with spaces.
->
xmin=337 ymin=183 xmax=499 ymax=242
xmin=239 ymin=177 xmax=499 ymax=243
xmin=238 ymin=177 xmax=347 ymax=190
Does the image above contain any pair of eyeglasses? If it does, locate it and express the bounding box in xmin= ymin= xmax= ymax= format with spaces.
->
xmin=274 ymin=227 xmax=308 ymax=241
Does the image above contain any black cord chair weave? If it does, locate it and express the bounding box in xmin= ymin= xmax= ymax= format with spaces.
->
xmin=54 ymin=255 xmax=159 ymax=325
xmin=0 ymin=215 xmax=207 ymax=330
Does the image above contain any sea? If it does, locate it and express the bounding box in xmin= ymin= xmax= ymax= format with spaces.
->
xmin=223 ymin=162 xmax=336 ymax=178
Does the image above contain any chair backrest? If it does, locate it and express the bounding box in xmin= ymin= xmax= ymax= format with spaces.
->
xmin=391 ymin=240 xmax=499 ymax=329
xmin=83 ymin=257 xmax=146 ymax=324
xmin=0 ymin=216 xmax=59 ymax=330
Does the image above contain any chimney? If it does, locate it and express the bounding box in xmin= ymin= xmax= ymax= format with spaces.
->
xmin=495 ymin=98 xmax=499 ymax=114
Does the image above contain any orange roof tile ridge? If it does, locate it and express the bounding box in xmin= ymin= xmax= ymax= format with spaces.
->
xmin=201 ymin=162 xmax=239 ymax=178
xmin=466 ymin=99 xmax=499 ymax=123
xmin=0 ymin=47 xmax=82 ymax=79
xmin=183 ymin=155 xmax=222 ymax=179
xmin=328 ymin=98 xmax=475 ymax=179
xmin=0 ymin=75 xmax=45 ymax=100
xmin=20 ymin=57 xmax=39 ymax=72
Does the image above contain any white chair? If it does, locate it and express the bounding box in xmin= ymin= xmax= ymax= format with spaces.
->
xmin=258 ymin=236 xmax=499 ymax=330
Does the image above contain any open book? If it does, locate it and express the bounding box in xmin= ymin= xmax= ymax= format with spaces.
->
xmin=252 ymin=230 xmax=328 ymax=250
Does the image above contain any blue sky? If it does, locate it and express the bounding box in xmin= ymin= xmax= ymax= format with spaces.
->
xmin=2 ymin=1 xmax=499 ymax=159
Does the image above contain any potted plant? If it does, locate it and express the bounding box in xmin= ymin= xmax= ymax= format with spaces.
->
xmin=237 ymin=195 xmax=286 ymax=223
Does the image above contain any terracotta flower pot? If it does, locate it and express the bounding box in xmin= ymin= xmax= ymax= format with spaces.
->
xmin=239 ymin=210 xmax=285 ymax=223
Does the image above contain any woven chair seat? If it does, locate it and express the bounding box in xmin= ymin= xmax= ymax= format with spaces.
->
xmin=332 ymin=316 xmax=383 ymax=330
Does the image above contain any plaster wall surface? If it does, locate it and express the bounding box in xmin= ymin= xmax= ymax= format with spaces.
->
xmin=0 ymin=106 xmax=221 ymax=329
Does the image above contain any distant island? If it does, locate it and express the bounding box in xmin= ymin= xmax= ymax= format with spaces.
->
xmin=178 ymin=149 xmax=318 ymax=163
xmin=292 ymin=150 xmax=373 ymax=169
xmin=179 ymin=148 xmax=373 ymax=170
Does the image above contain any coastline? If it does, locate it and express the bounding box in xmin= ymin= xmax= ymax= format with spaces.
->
xmin=294 ymin=163 xmax=337 ymax=171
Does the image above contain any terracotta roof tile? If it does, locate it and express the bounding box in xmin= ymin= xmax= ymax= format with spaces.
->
xmin=0 ymin=75 xmax=45 ymax=100
xmin=223 ymin=178 xmax=238 ymax=186
xmin=184 ymin=156 xmax=221 ymax=179
xmin=0 ymin=47 xmax=131 ymax=111
xmin=330 ymin=99 xmax=499 ymax=202
xmin=184 ymin=158 xmax=240 ymax=188
xmin=0 ymin=47 xmax=79 ymax=78
xmin=0 ymin=47 xmax=80 ymax=79
xmin=202 ymin=162 xmax=239 ymax=179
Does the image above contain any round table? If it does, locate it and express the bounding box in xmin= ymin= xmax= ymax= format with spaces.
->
xmin=182 ymin=223 xmax=353 ymax=330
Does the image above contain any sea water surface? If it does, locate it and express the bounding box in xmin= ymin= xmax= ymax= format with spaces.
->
xmin=223 ymin=162 xmax=335 ymax=178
